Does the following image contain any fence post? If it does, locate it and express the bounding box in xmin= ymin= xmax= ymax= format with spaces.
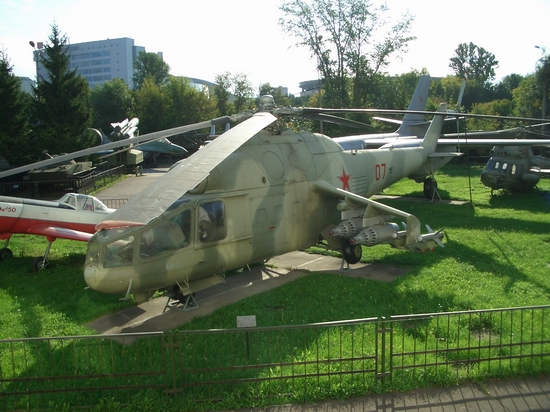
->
xmin=376 ymin=316 xmax=393 ymax=383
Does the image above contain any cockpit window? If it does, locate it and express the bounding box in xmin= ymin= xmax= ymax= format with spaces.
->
xmin=139 ymin=209 xmax=192 ymax=259
xmin=93 ymin=198 xmax=109 ymax=212
xmin=104 ymin=235 xmax=135 ymax=267
xmin=198 ymin=201 xmax=226 ymax=243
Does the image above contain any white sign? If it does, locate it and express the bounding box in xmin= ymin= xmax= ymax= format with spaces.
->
xmin=237 ymin=315 xmax=257 ymax=328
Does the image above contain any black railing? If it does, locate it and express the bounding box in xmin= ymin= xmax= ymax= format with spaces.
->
xmin=0 ymin=165 xmax=125 ymax=200
xmin=1 ymin=305 xmax=549 ymax=411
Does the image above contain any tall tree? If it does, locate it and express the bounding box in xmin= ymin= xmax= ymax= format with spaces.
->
xmin=232 ymin=73 xmax=254 ymax=113
xmin=279 ymin=0 xmax=415 ymax=108
xmin=133 ymin=52 xmax=170 ymax=89
xmin=535 ymin=54 xmax=550 ymax=119
xmin=163 ymin=76 xmax=217 ymax=128
xmin=90 ymin=78 xmax=134 ymax=133
xmin=132 ymin=78 xmax=167 ymax=134
xmin=214 ymin=72 xmax=233 ymax=116
xmin=449 ymin=42 xmax=498 ymax=86
xmin=0 ymin=50 xmax=32 ymax=166
xmin=32 ymin=24 xmax=93 ymax=157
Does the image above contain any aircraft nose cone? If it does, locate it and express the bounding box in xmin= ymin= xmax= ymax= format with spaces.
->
xmin=480 ymin=171 xmax=501 ymax=189
xmin=84 ymin=264 xmax=99 ymax=288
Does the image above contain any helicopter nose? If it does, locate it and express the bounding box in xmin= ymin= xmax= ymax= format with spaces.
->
xmin=84 ymin=264 xmax=99 ymax=289
xmin=480 ymin=171 xmax=500 ymax=188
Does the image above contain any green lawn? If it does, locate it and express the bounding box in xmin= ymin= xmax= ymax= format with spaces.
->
xmin=1 ymin=163 xmax=550 ymax=410
xmin=2 ymin=164 xmax=549 ymax=335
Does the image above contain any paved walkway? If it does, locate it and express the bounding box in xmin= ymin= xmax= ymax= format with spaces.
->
xmin=90 ymin=167 xmax=550 ymax=412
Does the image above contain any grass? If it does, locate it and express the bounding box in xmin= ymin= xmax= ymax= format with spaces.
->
xmin=1 ymin=163 xmax=550 ymax=410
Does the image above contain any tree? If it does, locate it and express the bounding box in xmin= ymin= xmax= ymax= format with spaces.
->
xmin=279 ymin=0 xmax=415 ymax=108
xmin=449 ymin=42 xmax=498 ymax=86
xmin=232 ymin=73 xmax=254 ymax=113
xmin=258 ymin=83 xmax=293 ymax=107
xmin=212 ymin=72 xmax=254 ymax=116
xmin=90 ymin=78 xmax=134 ymax=133
xmin=132 ymin=78 xmax=168 ymax=134
xmin=512 ymin=75 xmax=541 ymax=119
xmin=32 ymin=24 xmax=93 ymax=157
xmin=535 ymin=54 xmax=550 ymax=119
xmin=133 ymin=52 xmax=170 ymax=89
xmin=0 ymin=50 xmax=32 ymax=166
xmin=214 ymin=72 xmax=233 ymax=116
xmin=163 ymin=76 xmax=217 ymax=129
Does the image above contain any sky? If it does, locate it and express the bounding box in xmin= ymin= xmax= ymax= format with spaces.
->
xmin=1 ymin=0 xmax=550 ymax=95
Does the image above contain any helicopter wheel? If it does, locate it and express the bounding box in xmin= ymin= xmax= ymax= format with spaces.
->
xmin=423 ymin=177 xmax=438 ymax=199
xmin=342 ymin=240 xmax=362 ymax=264
xmin=32 ymin=256 xmax=49 ymax=272
xmin=0 ymin=247 xmax=13 ymax=261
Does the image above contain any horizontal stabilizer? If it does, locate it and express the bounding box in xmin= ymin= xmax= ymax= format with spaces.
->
xmin=428 ymin=152 xmax=463 ymax=158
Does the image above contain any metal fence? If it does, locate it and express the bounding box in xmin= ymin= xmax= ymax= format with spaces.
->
xmin=1 ymin=305 xmax=549 ymax=411
xmin=0 ymin=165 xmax=125 ymax=200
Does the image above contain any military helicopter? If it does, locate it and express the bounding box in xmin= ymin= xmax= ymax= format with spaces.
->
xmin=480 ymin=144 xmax=550 ymax=193
xmin=83 ymin=98 xmax=451 ymax=304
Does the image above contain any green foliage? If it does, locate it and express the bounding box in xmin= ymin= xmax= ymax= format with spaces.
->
xmin=213 ymin=72 xmax=233 ymax=116
xmin=449 ymin=42 xmax=499 ymax=86
xmin=1 ymin=165 xmax=550 ymax=410
xmin=131 ymin=76 xmax=217 ymax=134
xmin=133 ymin=51 xmax=170 ymax=89
xmin=279 ymin=0 xmax=415 ymax=109
xmin=31 ymin=24 xmax=94 ymax=158
xmin=0 ymin=50 xmax=31 ymax=166
xmin=90 ymin=78 xmax=134 ymax=132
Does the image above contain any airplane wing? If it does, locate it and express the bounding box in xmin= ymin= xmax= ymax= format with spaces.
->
xmin=135 ymin=138 xmax=188 ymax=154
xmin=101 ymin=112 xmax=277 ymax=225
xmin=27 ymin=225 xmax=93 ymax=242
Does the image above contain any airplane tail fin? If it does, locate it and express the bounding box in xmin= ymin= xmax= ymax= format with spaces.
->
xmin=395 ymin=75 xmax=431 ymax=136
xmin=421 ymin=103 xmax=448 ymax=153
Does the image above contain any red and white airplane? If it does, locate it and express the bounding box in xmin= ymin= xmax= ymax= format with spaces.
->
xmin=0 ymin=193 xmax=115 ymax=271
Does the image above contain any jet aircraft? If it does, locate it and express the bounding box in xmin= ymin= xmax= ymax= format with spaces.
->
xmin=91 ymin=117 xmax=188 ymax=157
xmin=82 ymin=99 xmax=450 ymax=305
xmin=0 ymin=193 xmax=114 ymax=271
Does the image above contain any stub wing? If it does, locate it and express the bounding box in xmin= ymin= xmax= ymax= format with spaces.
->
xmin=313 ymin=180 xmax=443 ymax=252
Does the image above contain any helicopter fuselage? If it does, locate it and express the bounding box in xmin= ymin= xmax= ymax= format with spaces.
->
xmin=84 ymin=127 xmax=435 ymax=302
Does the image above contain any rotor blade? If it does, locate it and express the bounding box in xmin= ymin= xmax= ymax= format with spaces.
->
xmin=0 ymin=115 xmax=236 ymax=180
xmin=301 ymin=107 xmax=547 ymax=124
xmin=103 ymin=112 xmax=277 ymax=225
xmin=300 ymin=113 xmax=375 ymax=129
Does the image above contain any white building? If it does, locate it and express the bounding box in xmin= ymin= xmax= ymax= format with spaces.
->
xmin=33 ymin=37 xmax=149 ymax=89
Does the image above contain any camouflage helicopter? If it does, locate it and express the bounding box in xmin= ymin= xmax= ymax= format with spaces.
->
xmin=480 ymin=144 xmax=550 ymax=194
xmin=83 ymin=97 xmax=451 ymax=305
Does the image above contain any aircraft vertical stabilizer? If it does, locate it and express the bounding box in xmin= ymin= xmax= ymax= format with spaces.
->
xmin=396 ymin=75 xmax=431 ymax=136
xmin=421 ymin=103 xmax=447 ymax=153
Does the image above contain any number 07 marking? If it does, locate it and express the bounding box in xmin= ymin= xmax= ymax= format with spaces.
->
xmin=375 ymin=163 xmax=386 ymax=180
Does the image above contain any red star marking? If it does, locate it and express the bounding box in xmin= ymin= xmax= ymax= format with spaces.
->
xmin=338 ymin=167 xmax=351 ymax=190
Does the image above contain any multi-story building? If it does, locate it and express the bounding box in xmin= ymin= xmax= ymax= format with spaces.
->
xmin=33 ymin=37 xmax=150 ymax=89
